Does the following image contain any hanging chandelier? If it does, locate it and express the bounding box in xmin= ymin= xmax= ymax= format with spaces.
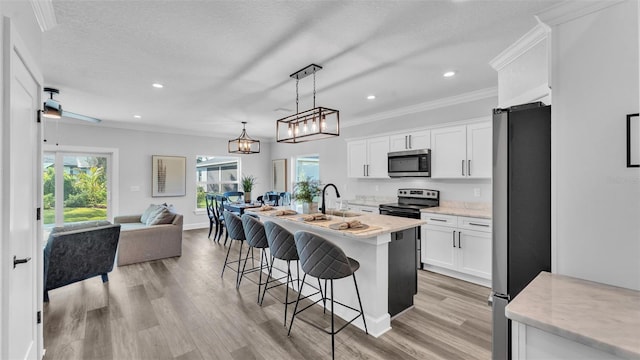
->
xmin=276 ymin=64 xmax=339 ymax=143
xmin=228 ymin=121 xmax=260 ymax=154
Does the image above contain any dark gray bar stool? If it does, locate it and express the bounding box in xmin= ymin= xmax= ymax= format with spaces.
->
xmin=289 ymin=231 xmax=368 ymax=359
xmin=221 ymin=210 xmax=246 ymax=288
xmin=240 ymin=214 xmax=270 ymax=302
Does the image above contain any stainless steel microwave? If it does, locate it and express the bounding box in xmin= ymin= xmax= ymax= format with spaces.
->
xmin=387 ymin=149 xmax=431 ymax=177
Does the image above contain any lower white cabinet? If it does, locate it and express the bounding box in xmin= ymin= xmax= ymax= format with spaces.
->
xmin=421 ymin=213 xmax=492 ymax=286
xmin=348 ymin=204 xmax=378 ymax=214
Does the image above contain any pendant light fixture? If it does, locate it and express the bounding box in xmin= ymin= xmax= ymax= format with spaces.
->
xmin=42 ymin=87 xmax=62 ymax=119
xmin=228 ymin=121 xmax=260 ymax=154
xmin=276 ymin=64 xmax=339 ymax=143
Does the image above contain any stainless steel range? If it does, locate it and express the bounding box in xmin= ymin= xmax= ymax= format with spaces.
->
xmin=379 ymin=189 xmax=440 ymax=269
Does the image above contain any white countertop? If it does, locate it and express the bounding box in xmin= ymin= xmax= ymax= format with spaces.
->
xmin=505 ymin=271 xmax=640 ymax=359
xmin=420 ymin=201 xmax=491 ymax=219
xmin=248 ymin=207 xmax=425 ymax=239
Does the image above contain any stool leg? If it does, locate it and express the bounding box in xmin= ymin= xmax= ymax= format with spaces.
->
xmin=353 ymin=273 xmax=368 ymax=334
xmin=284 ymin=260 xmax=291 ymax=326
xmin=221 ymin=239 xmax=234 ymax=278
xmin=257 ymin=249 xmax=265 ymax=303
xmin=331 ymin=279 xmax=335 ymax=360
xmin=324 ymin=279 xmax=328 ymax=314
xmin=260 ymin=255 xmax=275 ymax=306
xmin=296 ymin=262 xmax=300 ymax=292
xmin=318 ymin=279 xmax=325 ymax=313
xmin=288 ymin=273 xmax=307 ymax=336
xmin=238 ymin=244 xmax=252 ymax=288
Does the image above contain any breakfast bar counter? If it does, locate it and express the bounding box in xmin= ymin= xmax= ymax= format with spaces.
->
xmin=248 ymin=207 xmax=426 ymax=337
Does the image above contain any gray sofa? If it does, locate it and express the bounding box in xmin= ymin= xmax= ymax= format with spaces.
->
xmin=43 ymin=220 xmax=121 ymax=302
xmin=114 ymin=209 xmax=183 ymax=266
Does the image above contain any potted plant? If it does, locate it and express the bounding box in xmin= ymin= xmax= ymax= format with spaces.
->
xmin=240 ymin=174 xmax=257 ymax=203
xmin=293 ymin=177 xmax=321 ymax=213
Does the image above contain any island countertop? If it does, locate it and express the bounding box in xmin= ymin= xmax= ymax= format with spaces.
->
xmin=505 ymin=271 xmax=640 ymax=359
xmin=247 ymin=207 xmax=425 ymax=240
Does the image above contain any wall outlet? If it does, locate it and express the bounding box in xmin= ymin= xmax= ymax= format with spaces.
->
xmin=473 ymin=188 xmax=481 ymax=197
xmin=130 ymin=185 xmax=140 ymax=192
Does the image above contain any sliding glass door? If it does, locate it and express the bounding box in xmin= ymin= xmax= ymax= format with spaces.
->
xmin=43 ymin=152 xmax=112 ymax=226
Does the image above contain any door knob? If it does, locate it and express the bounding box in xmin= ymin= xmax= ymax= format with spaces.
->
xmin=13 ymin=255 xmax=31 ymax=269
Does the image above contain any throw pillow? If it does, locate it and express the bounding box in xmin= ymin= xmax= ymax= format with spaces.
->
xmin=141 ymin=204 xmax=162 ymax=224
xmin=147 ymin=206 xmax=176 ymax=225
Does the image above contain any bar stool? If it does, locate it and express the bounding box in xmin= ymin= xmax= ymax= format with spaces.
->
xmin=240 ymin=214 xmax=270 ymax=302
xmin=221 ymin=210 xmax=246 ymax=288
xmin=288 ymin=231 xmax=368 ymax=359
xmin=261 ymin=221 xmax=305 ymax=326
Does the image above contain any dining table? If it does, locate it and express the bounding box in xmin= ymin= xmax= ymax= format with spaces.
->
xmin=223 ymin=201 xmax=262 ymax=215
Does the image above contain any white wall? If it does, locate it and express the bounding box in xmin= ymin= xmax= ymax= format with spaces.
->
xmin=552 ymin=0 xmax=640 ymax=290
xmin=270 ymin=96 xmax=496 ymax=203
xmin=44 ymin=122 xmax=273 ymax=229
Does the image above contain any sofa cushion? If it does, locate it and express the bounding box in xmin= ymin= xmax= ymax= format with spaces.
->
xmin=147 ymin=206 xmax=175 ymax=225
xmin=141 ymin=204 xmax=163 ymax=224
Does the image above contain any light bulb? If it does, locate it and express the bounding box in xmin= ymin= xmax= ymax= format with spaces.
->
xmin=303 ymin=121 xmax=308 ymax=133
xmin=312 ymin=118 xmax=317 ymax=131
xmin=287 ymin=124 xmax=292 ymax=137
xmin=321 ymin=116 xmax=326 ymax=130
xmin=295 ymin=123 xmax=299 ymax=135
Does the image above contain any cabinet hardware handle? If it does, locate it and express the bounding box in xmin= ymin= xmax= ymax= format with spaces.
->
xmin=430 ymin=218 xmax=447 ymax=222
xmin=469 ymin=222 xmax=490 ymax=227
xmin=462 ymin=160 xmax=465 ymax=176
xmin=452 ymin=231 xmax=456 ymax=248
xmin=366 ymin=164 xmax=369 ymax=176
xmin=468 ymin=160 xmax=471 ymax=176
xmin=362 ymin=209 xmax=373 ymax=213
xmin=13 ymin=255 xmax=31 ymax=269
xmin=458 ymin=231 xmax=462 ymax=248
xmin=405 ymin=136 xmax=408 ymax=149
xmin=363 ymin=164 xmax=366 ymax=177
xmin=409 ymin=135 xmax=412 ymax=149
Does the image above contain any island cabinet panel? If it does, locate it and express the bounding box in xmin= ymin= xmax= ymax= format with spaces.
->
xmin=346 ymin=136 xmax=390 ymax=178
xmin=421 ymin=213 xmax=492 ymax=286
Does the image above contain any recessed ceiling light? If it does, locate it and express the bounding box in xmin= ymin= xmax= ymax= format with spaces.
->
xmin=443 ymin=71 xmax=456 ymax=78
xmin=133 ymin=115 xmax=142 ymax=119
xmin=152 ymin=83 xmax=164 ymax=88
xmin=367 ymin=95 xmax=376 ymax=100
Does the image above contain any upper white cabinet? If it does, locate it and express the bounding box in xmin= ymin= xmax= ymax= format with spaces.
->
xmin=431 ymin=122 xmax=491 ymax=179
xmin=347 ymin=136 xmax=390 ymax=178
xmin=389 ymin=130 xmax=431 ymax=152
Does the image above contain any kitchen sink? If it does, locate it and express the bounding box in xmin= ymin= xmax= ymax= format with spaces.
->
xmin=325 ymin=209 xmax=362 ymax=217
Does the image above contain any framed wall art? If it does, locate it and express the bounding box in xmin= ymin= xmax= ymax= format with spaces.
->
xmin=152 ymin=155 xmax=186 ymax=197
xmin=627 ymin=113 xmax=639 ymax=168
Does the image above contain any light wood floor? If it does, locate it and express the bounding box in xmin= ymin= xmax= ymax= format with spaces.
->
xmin=43 ymin=228 xmax=492 ymax=360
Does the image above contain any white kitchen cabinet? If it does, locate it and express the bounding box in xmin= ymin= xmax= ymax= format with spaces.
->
xmin=389 ymin=130 xmax=430 ymax=152
xmin=421 ymin=213 xmax=492 ymax=286
xmin=431 ymin=122 xmax=491 ymax=179
xmin=347 ymin=136 xmax=389 ymax=178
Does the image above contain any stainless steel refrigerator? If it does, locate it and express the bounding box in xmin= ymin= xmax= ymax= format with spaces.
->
xmin=491 ymin=102 xmax=551 ymax=360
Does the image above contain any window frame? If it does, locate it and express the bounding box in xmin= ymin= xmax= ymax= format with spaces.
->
xmin=196 ymin=156 xmax=241 ymax=210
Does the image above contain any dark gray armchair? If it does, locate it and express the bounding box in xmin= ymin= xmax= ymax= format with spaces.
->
xmin=43 ymin=221 xmax=121 ymax=302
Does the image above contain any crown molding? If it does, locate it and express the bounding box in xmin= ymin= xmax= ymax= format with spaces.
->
xmin=536 ymin=0 xmax=624 ymax=27
xmin=342 ymin=87 xmax=498 ymax=129
xmin=30 ymin=0 xmax=57 ymax=32
xmin=489 ymin=22 xmax=550 ymax=71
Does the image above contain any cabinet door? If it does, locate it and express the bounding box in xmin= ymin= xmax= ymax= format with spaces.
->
xmin=408 ymin=130 xmax=430 ymax=150
xmin=347 ymin=140 xmax=367 ymax=178
xmin=422 ymin=226 xmax=457 ymax=270
xmin=467 ymin=122 xmax=492 ymax=179
xmin=457 ymin=229 xmax=492 ymax=280
xmin=431 ymin=125 xmax=466 ymax=178
xmin=389 ymin=134 xmax=409 ymax=152
xmin=366 ymin=136 xmax=390 ymax=178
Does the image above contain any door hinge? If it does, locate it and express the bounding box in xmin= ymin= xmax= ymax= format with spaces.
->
xmin=37 ymin=110 xmax=41 ymax=123
xmin=37 ymin=311 xmax=41 ymax=324
xmin=36 ymin=208 xmax=41 ymax=221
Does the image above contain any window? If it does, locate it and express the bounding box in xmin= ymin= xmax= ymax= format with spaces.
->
xmin=295 ymin=155 xmax=319 ymax=182
xmin=196 ymin=156 xmax=240 ymax=209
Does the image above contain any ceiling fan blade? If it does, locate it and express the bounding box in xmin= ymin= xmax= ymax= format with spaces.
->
xmin=61 ymin=110 xmax=102 ymax=123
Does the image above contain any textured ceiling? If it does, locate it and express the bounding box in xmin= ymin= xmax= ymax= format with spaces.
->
xmin=41 ymin=0 xmax=560 ymax=139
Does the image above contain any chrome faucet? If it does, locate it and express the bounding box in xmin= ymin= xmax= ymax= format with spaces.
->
xmin=321 ymin=183 xmax=341 ymax=214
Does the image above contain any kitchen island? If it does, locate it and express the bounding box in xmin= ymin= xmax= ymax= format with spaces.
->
xmin=248 ymin=207 xmax=425 ymax=337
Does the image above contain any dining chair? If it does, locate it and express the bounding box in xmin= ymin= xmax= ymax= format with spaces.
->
xmin=279 ymin=192 xmax=292 ymax=206
xmin=223 ymin=191 xmax=244 ymax=203
xmin=214 ymin=195 xmax=229 ymax=244
xmin=205 ymin=194 xmax=217 ymax=239
xmin=265 ymin=191 xmax=280 ymax=206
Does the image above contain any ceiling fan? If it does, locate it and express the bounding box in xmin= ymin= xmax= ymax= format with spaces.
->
xmin=42 ymin=87 xmax=101 ymax=123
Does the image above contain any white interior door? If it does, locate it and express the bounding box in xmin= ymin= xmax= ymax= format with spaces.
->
xmin=4 ymin=21 xmax=41 ymax=360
